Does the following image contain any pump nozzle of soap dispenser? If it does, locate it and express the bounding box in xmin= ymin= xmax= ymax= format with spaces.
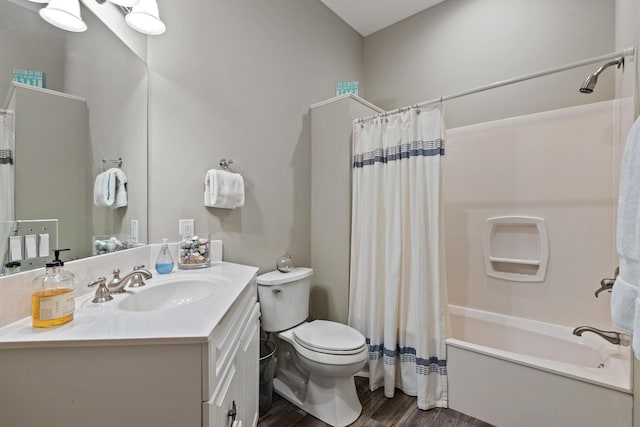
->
xmin=48 ymin=248 xmax=70 ymax=267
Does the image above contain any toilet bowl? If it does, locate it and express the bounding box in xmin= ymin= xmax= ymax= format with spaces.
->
xmin=257 ymin=268 xmax=368 ymax=427
xmin=285 ymin=320 xmax=367 ymax=376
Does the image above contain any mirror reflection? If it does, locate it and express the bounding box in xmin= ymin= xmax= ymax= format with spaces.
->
xmin=0 ymin=0 xmax=148 ymax=276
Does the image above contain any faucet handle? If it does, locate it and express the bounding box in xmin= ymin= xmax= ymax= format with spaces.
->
xmin=133 ymin=265 xmax=145 ymax=270
xmin=128 ymin=272 xmax=147 ymax=288
xmin=88 ymin=276 xmax=106 ymax=287
xmin=88 ymin=277 xmax=113 ymax=303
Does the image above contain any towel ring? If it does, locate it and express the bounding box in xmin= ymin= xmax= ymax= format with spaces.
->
xmin=219 ymin=159 xmax=234 ymax=170
xmin=102 ymin=157 xmax=123 ymax=171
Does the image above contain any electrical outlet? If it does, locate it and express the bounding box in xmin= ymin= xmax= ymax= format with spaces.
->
xmin=179 ymin=219 xmax=194 ymax=239
xmin=130 ymin=219 xmax=139 ymax=244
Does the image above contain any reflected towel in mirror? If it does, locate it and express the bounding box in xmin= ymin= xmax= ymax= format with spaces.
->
xmin=93 ymin=168 xmax=127 ymax=208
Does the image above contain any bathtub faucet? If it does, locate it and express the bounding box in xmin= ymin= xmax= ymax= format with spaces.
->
xmin=572 ymin=326 xmax=630 ymax=346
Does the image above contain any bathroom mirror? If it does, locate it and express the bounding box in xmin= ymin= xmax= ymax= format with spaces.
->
xmin=0 ymin=0 xmax=148 ymax=275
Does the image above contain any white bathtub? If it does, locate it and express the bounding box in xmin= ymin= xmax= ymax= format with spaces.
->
xmin=446 ymin=305 xmax=633 ymax=427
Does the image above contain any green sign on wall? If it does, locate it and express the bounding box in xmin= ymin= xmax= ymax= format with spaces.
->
xmin=13 ymin=69 xmax=46 ymax=88
xmin=336 ymin=81 xmax=358 ymax=96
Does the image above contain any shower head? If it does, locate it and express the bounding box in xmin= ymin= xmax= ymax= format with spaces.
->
xmin=579 ymin=57 xmax=624 ymax=94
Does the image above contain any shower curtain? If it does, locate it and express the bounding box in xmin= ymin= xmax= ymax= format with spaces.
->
xmin=349 ymin=105 xmax=448 ymax=410
xmin=0 ymin=112 xmax=15 ymax=266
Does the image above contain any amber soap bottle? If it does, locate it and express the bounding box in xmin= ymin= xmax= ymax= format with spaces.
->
xmin=32 ymin=249 xmax=75 ymax=328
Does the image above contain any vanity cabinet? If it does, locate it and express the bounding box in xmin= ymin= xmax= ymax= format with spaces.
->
xmin=204 ymin=281 xmax=261 ymax=427
xmin=0 ymin=271 xmax=260 ymax=427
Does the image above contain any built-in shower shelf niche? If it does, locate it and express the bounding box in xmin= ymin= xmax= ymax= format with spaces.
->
xmin=482 ymin=216 xmax=549 ymax=282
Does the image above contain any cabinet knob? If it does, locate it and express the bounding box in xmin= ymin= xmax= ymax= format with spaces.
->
xmin=228 ymin=400 xmax=237 ymax=421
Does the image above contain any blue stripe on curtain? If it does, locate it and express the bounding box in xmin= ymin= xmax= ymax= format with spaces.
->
xmin=353 ymin=139 xmax=445 ymax=169
xmin=0 ymin=149 xmax=13 ymax=165
xmin=366 ymin=338 xmax=447 ymax=375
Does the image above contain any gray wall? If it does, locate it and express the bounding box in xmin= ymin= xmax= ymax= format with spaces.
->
xmin=147 ymin=0 xmax=363 ymax=271
xmin=65 ymin=8 xmax=149 ymax=246
xmin=362 ymin=0 xmax=615 ymax=128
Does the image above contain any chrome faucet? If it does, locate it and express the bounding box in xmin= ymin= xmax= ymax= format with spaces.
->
xmin=572 ymin=326 xmax=630 ymax=346
xmin=107 ymin=266 xmax=153 ymax=294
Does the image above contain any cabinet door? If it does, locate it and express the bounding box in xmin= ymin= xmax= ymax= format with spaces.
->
xmin=239 ymin=303 xmax=260 ymax=426
xmin=203 ymin=361 xmax=243 ymax=427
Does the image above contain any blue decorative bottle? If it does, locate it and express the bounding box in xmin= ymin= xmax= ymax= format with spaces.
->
xmin=155 ymin=238 xmax=174 ymax=274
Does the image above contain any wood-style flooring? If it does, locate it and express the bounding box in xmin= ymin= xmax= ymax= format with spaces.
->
xmin=258 ymin=377 xmax=494 ymax=427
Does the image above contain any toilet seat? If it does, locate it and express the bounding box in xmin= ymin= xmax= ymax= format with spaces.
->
xmin=293 ymin=320 xmax=366 ymax=355
xmin=278 ymin=321 xmax=368 ymax=368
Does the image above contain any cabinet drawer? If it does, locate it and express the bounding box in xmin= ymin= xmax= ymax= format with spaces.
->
xmin=202 ymin=356 xmax=241 ymax=427
xmin=203 ymin=279 xmax=257 ymax=399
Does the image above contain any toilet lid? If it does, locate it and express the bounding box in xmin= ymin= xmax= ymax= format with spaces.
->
xmin=293 ymin=320 xmax=366 ymax=355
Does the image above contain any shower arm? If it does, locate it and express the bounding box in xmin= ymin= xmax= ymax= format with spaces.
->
xmin=591 ymin=58 xmax=624 ymax=78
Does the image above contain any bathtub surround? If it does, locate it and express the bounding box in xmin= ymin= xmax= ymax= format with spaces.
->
xmin=444 ymin=100 xmax=628 ymax=329
xmin=349 ymin=105 xmax=447 ymax=409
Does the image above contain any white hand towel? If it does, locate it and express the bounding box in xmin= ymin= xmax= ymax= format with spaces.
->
xmin=93 ymin=171 xmax=115 ymax=207
xmin=611 ymin=116 xmax=640 ymax=352
xmin=108 ymin=168 xmax=128 ymax=209
xmin=204 ymin=169 xmax=245 ymax=209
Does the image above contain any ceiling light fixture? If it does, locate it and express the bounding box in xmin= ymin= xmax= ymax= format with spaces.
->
xmin=29 ymin=0 xmax=166 ymax=36
xmin=39 ymin=0 xmax=87 ymax=32
xmin=105 ymin=0 xmax=140 ymax=6
xmin=124 ymin=0 xmax=166 ymax=35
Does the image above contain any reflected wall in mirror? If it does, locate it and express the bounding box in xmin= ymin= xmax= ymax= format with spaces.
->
xmin=0 ymin=0 xmax=148 ymax=276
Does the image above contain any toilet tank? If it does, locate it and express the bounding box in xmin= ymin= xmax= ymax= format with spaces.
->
xmin=257 ymin=267 xmax=313 ymax=332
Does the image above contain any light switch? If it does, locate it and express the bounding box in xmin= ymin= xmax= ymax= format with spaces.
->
xmin=39 ymin=234 xmax=50 ymax=258
xmin=9 ymin=236 xmax=22 ymax=261
xmin=24 ymin=234 xmax=37 ymax=259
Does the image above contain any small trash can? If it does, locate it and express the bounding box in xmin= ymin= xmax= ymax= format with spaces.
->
xmin=259 ymin=339 xmax=277 ymax=415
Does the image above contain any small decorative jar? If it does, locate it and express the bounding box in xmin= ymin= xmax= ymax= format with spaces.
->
xmin=276 ymin=252 xmax=294 ymax=273
xmin=178 ymin=235 xmax=211 ymax=269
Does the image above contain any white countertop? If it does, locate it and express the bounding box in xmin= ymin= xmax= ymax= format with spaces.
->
xmin=0 ymin=262 xmax=258 ymax=349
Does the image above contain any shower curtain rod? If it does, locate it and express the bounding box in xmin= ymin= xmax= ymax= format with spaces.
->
xmin=357 ymin=46 xmax=636 ymax=123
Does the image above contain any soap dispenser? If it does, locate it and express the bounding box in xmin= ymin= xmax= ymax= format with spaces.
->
xmin=32 ymin=248 xmax=76 ymax=328
xmin=155 ymin=238 xmax=174 ymax=274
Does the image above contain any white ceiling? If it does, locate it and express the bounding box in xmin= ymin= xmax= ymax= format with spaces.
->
xmin=320 ymin=0 xmax=446 ymax=37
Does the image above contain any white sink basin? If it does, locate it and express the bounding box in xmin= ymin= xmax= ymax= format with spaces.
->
xmin=118 ymin=277 xmax=231 ymax=312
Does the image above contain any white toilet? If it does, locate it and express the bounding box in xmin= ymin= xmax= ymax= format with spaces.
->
xmin=257 ymin=267 xmax=367 ymax=427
